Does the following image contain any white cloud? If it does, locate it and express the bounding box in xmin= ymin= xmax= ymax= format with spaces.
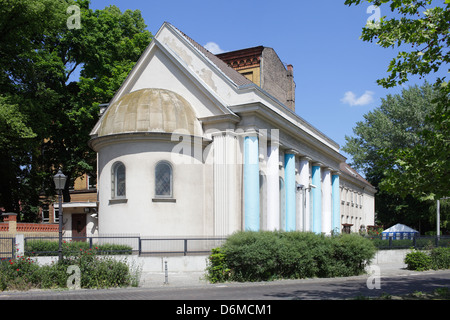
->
xmin=340 ymin=90 xmax=375 ymax=106
xmin=204 ymin=42 xmax=225 ymax=54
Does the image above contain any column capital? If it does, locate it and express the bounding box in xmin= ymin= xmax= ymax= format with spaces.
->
xmin=244 ymin=129 xmax=259 ymax=137
xmin=312 ymin=161 xmax=323 ymax=167
xmin=285 ymin=149 xmax=298 ymax=155
xmin=299 ymin=156 xmax=312 ymax=162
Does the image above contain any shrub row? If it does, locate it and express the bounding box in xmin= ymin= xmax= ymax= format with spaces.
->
xmin=404 ymin=247 xmax=450 ymax=271
xmin=206 ymin=231 xmax=377 ymax=283
xmin=0 ymin=248 xmax=140 ymax=291
xmin=25 ymin=240 xmax=132 ymax=256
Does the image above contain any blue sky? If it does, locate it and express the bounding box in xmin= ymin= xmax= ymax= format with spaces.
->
xmin=88 ymin=0 xmax=445 ymax=163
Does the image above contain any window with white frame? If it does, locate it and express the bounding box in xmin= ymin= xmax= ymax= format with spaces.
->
xmin=111 ymin=162 xmax=126 ymax=199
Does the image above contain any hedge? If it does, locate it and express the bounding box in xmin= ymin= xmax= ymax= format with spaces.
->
xmin=206 ymin=231 xmax=377 ymax=283
xmin=405 ymin=247 xmax=450 ymax=271
xmin=25 ymin=240 xmax=132 ymax=256
xmin=0 ymin=248 xmax=139 ymax=291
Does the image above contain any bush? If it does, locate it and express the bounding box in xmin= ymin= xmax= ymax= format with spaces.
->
xmin=221 ymin=231 xmax=281 ymax=282
xmin=0 ymin=247 xmax=138 ymax=291
xmin=0 ymin=256 xmax=40 ymax=291
xmin=430 ymin=247 xmax=450 ymax=270
xmin=206 ymin=247 xmax=231 ymax=283
xmin=405 ymin=250 xmax=432 ymax=271
xmin=56 ymin=248 xmax=132 ymax=289
xmin=405 ymin=247 xmax=450 ymax=271
xmin=25 ymin=239 xmax=132 ymax=256
xmin=206 ymin=231 xmax=377 ymax=283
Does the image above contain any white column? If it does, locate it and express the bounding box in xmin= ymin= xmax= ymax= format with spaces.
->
xmin=311 ymin=163 xmax=322 ymax=234
xmin=298 ymin=157 xmax=311 ymax=232
xmin=332 ymin=172 xmax=341 ymax=234
xmin=213 ymin=133 xmax=238 ymax=236
xmin=284 ymin=151 xmax=296 ymax=231
xmin=244 ymin=134 xmax=260 ymax=231
xmin=266 ymin=140 xmax=280 ymax=231
xmin=321 ymin=168 xmax=332 ymax=235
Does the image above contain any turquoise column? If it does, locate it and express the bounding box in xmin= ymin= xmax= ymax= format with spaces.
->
xmin=332 ymin=174 xmax=341 ymax=234
xmin=284 ymin=152 xmax=296 ymax=231
xmin=244 ymin=135 xmax=260 ymax=231
xmin=312 ymin=164 xmax=322 ymax=234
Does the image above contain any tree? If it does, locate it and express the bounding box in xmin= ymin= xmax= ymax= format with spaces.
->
xmin=342 ymin=83 xmax=440 ymax=231
xmin=344 ymin=0 xmax=449 ymax=197
xmin=0 ymin=0 xmax=152 ymax=220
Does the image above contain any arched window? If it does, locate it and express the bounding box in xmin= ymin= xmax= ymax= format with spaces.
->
xmin=112 ymin=162 xmax=126 ymax=199
xmin=155 ymin=161 xmax=173 ymax=198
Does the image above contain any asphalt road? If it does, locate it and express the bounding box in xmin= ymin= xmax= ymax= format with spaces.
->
xmin=1 ymin=269 xmax=449 ymax=301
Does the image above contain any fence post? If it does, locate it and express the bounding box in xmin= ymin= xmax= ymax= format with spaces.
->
xmin=15 ymin=234 xmax=24 ymax=257
xmin=11 ymin=237 xmax=16 ymax=259
xmin=138 ymin=237 xmax=142 ymax=256
xmin=413 ymin=234 xmax=417 ymax=249
xmin=388 ymin=236 xmax=392 ymax=249
xmin=184 ymin=239 xmax=188 ymax=256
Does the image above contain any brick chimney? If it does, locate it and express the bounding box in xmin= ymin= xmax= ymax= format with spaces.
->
xmin=286 ymin=64 xmax=295 ymax=112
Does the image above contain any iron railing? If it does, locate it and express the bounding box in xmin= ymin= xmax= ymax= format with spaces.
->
xmin=365 ymin=235 xmax=450 ymax=250
xmin=0 ymin=237 xmax=15 ymax=259
xmin=23 ymin=235 xmax=227 ymax=256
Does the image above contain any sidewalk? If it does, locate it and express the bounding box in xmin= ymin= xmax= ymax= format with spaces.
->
xmin=137 ymin=261 xmax=413 ymax=288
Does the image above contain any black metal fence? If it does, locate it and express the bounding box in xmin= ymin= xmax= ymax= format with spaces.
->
xmin=0 ymin=237 xmax=15 ymax=259
xmin=22 ymin=235 xmax=227 ymax=257
xmin=365 ymin=235 xmax=450 ymax=250
xmin=6 ymin=234 xmax=449 ymax=258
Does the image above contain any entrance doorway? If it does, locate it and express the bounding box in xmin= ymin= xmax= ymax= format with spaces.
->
xmin=72 ymin=214 xmax=86 ymax=241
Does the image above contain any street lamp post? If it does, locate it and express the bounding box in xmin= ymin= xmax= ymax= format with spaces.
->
xmin=53 ymin=169 xmax=67 ymax=262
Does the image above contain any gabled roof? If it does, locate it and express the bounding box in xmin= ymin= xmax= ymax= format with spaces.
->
xmin=90 ymin=22 xmax=345 ymax=164
xmin=340 ymin=162 xmax=375 ymax=190
xmin=171 ymin=24 xmax=254 ymax=87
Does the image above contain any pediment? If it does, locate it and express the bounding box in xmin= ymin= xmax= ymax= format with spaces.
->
xmin=106 ymin=23 xmax=244 ymax=119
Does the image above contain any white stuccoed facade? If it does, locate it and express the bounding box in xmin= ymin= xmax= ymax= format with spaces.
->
xmin=89 ymin=22 xmax=376 ymax=238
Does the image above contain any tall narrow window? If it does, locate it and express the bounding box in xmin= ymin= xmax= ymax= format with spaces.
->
xmin=155 ymin=161 xmax=173 ymax=198
xmin=279 ymin=177 xmax=285 ymax=231
xmin=112 ymin=162 xmax=126 ymax=199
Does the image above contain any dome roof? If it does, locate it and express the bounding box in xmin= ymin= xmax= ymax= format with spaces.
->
xmin=97 ymin=88 xmax=202 ymax=137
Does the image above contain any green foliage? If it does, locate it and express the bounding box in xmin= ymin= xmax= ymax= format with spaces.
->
xmin=205 ymin=247 xmax=231 ymax=283
xmin=0 ymin=0 xmax=152 ymax=219
xmin=0 ymin=246 xmax=137 ymax=291
xmin=58 ymin=248 xmax=131 ymax=289
xmin=0 ymin=256 xmax=40 ymax=291
xmin=344 ymin=0 xmax=449 ymax=88
xmin=25 ymin=239 xmax=132 ymax=256
xmin=405 ymin=249 xmax=432 ymax=271
xmin=343 ymin=0 xmax=449 ymax=202
xmin=430 ymin=247 xmax=450 ymax=270
xmin=343 ymin=82 xmax=445 ymax=231
xmin=206 ymin=231 xmax=377 ymax=283
xmin=405 ymin=247 xmax=450 ymax=271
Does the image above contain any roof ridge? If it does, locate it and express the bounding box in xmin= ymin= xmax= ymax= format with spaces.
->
xmin=168 ymin=23 xmax=253 ymax=87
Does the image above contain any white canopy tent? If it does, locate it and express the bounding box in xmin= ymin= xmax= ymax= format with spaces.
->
xmin=382 ymin=223 xmax=419 ymax=240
